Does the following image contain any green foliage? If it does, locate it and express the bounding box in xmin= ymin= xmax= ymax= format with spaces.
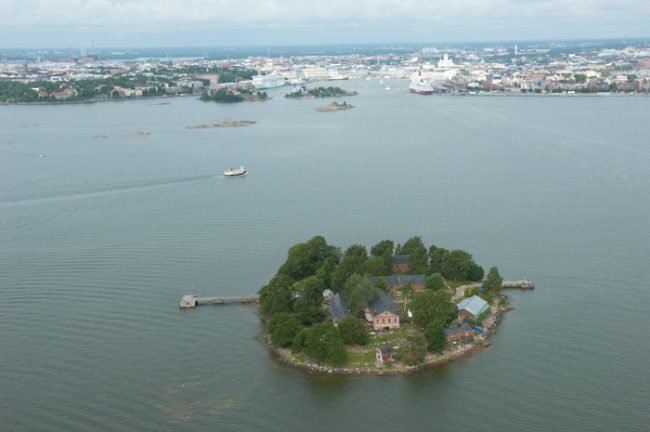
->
xmin=337 ymin=316 xmax=370 ymax=345
xmin=397 ymin=335 xmax=426 ymax=366
xmin=342 ymin=274 xmax=378 ymax=317
xmin=292 ymin=276 xmax=326 ymax=325
xmin=574 ymin=74 xmax=587 ymax=83
xmin=428 ymin=245 xmax=449 ymax=274
xmin=259 ymin=274 xmax=294 ymax=316
xmin=277 ymin=236 xmax=339 ymax=281
xmin=425 ymin=273 xmax=445 ymax=291
xmin=303 ymin=323 xmax=348 ymax=366
xmin=291 ymin=328 xmax=308 ymax=353
xmin=396 ymin=236 xmax=428 ymax=274
xmin=410 ymin=290 xmax=455 ymax=329
xmin=484 ymin=266 xmax=503 ymax=295
xmin=467 ymin=263 xmax=485 ymax=281
xmin=331 ymin=244 xmax=368 ymax=290
xmin=286 ymin=86 xmax=357 ymax=98
xmin=200 ymin=87 xmax=268 ymax=103
xmin=364 ymin=256 xmax=387 ymax=276
xmin=370 ymin=239 xmax=394 ymax=273
xmin=424 ymin=324 xmax=447 ymax=352
xmin=375 ymin=278 xmax=388 ymax=291
xmin=268 ymin=313 xmax=301 ymax=348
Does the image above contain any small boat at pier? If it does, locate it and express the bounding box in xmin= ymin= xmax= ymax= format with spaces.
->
xmin=224 ymin=166 xmax=247 ymax=177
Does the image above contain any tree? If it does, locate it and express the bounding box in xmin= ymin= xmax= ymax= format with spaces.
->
xmin=484 ymin=266 xmax=503 ymax=295
xmin=315 ymin=256 xmax=337 ymax=289
xmin=331 ymin=244 xmax=368 ymax=290
xmin=268 ymin=313 xmax=301 ymax=348
xmin=342 ymin=274 xmax=378 ymax=317
xmin=364 ymin=256 xmax=388 ymax=276
xmin=303 ymin=323 xmax=348 ymax=366
xmin=442 ymin=249 xmax=473 ymax=280
xmin=397 ymin=236 xmax=428 ymax=274
xmin=277 ymin=236 xmax=339 ymax=281
xmin=293 ymin=276 xmax=326 ymax=325
xmin=428 ymin=245 xmax=449 ymax=274
xmin=375 ymin=278 xmax=388 ymax=291
xmin=370 ymin=239 xmax=394 ymax=273
xmin=397 ymin=335 xmax=426 ymax=366
xmin=424 ymin=324 xmax=447 ymax=352
xmin=337 ymin=316 xmax=370 ymax=345
xmin=259 ymin=274 xmax=294 ymax=315
xmin=467 ymin=263 xmax=485 ymax=281
xmin=425 ymin=273 xmax=445 ymax=291
xmin=410 ymin=290 xmax=455 ymax=328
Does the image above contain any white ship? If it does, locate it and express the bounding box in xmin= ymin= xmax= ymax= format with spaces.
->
xmin=224 ymin=166 xmax=247 ymax=177
xmin=409 ymin=72 xmax=434 ymax=95
xmin=252 ymin=71 xmax=286 ymax=89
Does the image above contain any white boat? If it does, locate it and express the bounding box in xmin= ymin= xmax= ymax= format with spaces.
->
xmin=252 ymin=71 xmax=286 ymax=89
xmin=224 ymin=166 xmax=247 ymax=177
xmin=409 ymin=72 xmax=434 ymax=95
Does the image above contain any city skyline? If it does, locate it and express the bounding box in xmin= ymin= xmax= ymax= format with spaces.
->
xmin=2 ymin=0 xmax=649 ymax=48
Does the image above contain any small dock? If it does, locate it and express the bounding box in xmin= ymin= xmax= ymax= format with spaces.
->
xmin=501 ymin=280 xmax=535 ymax=289
xmin=180 ymin=294 xmax=259 ymax=309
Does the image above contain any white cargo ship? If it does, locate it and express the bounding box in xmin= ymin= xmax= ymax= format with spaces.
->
xmin=409 ymin=72 xmax=434 ymax=95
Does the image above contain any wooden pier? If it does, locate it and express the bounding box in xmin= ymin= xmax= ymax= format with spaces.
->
xmin=180 ymin=294 xmax=259 ymax=309
xmin=501 ymin=280 xmax=535 ymax=289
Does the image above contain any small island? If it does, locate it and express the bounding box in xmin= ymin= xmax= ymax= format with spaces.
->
xmin=200 ymin=87 xmax=268 ymax=103
xmin=316 ymin=101 xmax=354 ymax=112
xmin=186 ymin=120 xmax=257 ymax=129
xmin=285 ymin=86 xmax=358 ymax=98
xmin=258 ymin=236 xmax=513 ymax=375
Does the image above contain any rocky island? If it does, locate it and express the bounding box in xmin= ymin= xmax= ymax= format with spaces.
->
xmin=316 ymin=101 xmax=354 ymax=112
xmin=259 ymin=236 xmax=514 ymax=375
xmin=186 ymin=120 xmax=257 ymax=129
xmin=285 ymin=86 xmax=358 ymax=98
xmin=200 ymin=87 xmax=268 ymax=103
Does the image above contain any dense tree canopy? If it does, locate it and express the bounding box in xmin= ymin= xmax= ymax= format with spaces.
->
xmin=268 ymin=313 xmax=301 ymax=348
xmin=396 ymin=236 xmax=428 ymax=274
xmin=410 ymin=290 xmax=455 ymax=328
xmin=259 ymin=274 xmax=294 ymax=316
xmin=302 ymin=323 xmax=348 ymax=366
xmin=428 ymin=245 xmax=449 ymax=274
xmin=342 ymin=274 xmax=378 ymax=317
xmin=277 ymin=236 xmax=339 ymax=281
xmin=424 ymin=324 xmax=447 ymax=352
xmin=331 ymin=245 xmax=368 ymax=290
xmin=425 ymin=273 xmax=446 ymax=291
xmin=337 ymin=316 xmax=370 ymax=345
xmin=292 ymin=276 xmax=326 ymax=325
xmin=484 ymin=266 xmax=503 ymax=295
xmin=370 ymin=239 xmax=394 ymax=274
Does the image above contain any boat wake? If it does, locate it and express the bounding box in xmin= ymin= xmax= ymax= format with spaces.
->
xmin=0 ymin=174 xmax=217 ymax=207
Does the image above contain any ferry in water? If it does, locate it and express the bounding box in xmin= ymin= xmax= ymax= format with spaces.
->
xmin=252 ymin=71 xmax=286 ymax=89
xmin=409 ymin=72 xmax=434 ymax=95
xmin=224 ymin=166 xmax=247 ymax=177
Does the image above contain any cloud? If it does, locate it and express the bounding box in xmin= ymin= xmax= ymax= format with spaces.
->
xmin=2 ymin=0 xmax=648 ymax=28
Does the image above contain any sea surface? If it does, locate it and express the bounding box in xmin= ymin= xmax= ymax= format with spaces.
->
xmin=1 ymin=82 xmax=649 ymax=431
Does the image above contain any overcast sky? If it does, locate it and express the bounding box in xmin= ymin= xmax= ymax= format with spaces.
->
xmin=1 ymin=0 xmax=649 ymax=48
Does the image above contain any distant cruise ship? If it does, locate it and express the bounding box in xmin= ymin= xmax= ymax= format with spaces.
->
xmin=252 ymin=71 xmax=286 ymax=89
xmin=409 ymin=72 xmax=434 ymax=95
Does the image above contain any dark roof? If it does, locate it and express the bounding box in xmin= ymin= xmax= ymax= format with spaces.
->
xmin=378 ymin=346 xmax=394 ymax=355
xmin=444 ymin=322 xmax=474 ymax=336
xmin=370 ymin=274 xmax=426 ymax=285
xmin=330 ymin=293 xmax=351 ymax=323
xmin=392 ymin=255 xmax=410 ymax=264
xmin=368 ymin=290 xmax=399 ymax=316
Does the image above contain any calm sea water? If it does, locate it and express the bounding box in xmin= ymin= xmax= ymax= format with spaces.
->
xmin=1 ymin=82 xmax=649 ymax=431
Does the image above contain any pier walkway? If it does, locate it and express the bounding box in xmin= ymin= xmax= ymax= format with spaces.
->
xmin=180 ymin=294 xmax=259 ymax=309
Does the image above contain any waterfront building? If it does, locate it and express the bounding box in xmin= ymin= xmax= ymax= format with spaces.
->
xmin=457 ymin=295 xmax=490 ymax=321
xmin=365 ymin=291 xmax=400 ymax=331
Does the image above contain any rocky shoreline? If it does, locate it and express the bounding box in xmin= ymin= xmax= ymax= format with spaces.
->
xmin=186 ymin=120 xmax=257 ymax=129
xmin=316 ymin=101 xmax=354 ymax=112
xmin=265 ymin=301 xmax=510 ymax=377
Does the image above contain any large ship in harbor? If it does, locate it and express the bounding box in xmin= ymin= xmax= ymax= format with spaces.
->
xmin=409 ymin=72 xmax=434 ymax=95
xmin=252 ymin=71 xmax=286 ymax=89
